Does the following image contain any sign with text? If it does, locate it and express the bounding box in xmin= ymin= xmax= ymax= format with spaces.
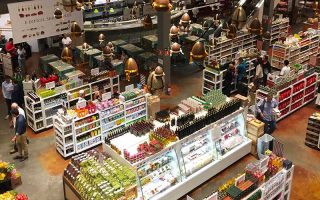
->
xmin=102 ymin=92 xmax=112 ymax=101
xmin=125 ymin=84 xmax=134 ymax=92
xmin=45 ymin=81 xmax=55 ymax=89
xmin=8 ymin=0 xmax=83 ymax=43
xmin=91 ymin=68 xmax=99 ymax=76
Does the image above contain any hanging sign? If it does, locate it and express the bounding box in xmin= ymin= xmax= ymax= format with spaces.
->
xmin=7 ymin=0 xmax=83 ymax=43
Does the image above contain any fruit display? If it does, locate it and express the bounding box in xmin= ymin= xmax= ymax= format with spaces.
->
xmin=65 ymin=149 xmax=137 ymax=200
xmin=292 ymin=81 xmax=304 ymax=94
xmin=278 ymin=88 xmax=291 ymax=101
xmin=0 ymin=191 xmax=28 ymax=200
xmin=291 ymin=91 xmax=303 ymax=103
xmin=306 ymin=74 xmax=317 ymax=86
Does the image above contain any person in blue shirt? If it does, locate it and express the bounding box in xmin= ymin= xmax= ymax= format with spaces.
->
xmin=11 ymin=108 xmax=28 ymax=161
xmin=236 ymin=57 xmax=247 ymax=96
xmin=256 ymin=93 xmax=279 ymax=134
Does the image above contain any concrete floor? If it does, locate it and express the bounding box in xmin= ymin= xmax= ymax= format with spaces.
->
xmin=0 ymin=52 xmax=320 ymax=200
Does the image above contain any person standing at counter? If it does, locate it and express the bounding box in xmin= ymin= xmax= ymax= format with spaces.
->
xmin=256 ymin=93 xmax=278 ymax=135
xmin=62 ymin=34 xmax=72 ymax=48
xmin=280 ymin=60 xmax=290 ymax=76
xmin=262 ymin=55 xmax=272 ymax=86
xmin=223 ymin=62 xmax=235 ymax=96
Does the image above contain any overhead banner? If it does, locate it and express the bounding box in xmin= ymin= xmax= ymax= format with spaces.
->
xmin=7 ymin=0 xmax=83 ymax=43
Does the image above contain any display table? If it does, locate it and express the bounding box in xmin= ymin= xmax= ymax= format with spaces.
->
xmin=48 ymin=60 xmax=75 ymax=79
xmin=40 ymin=54 xmax=59 ymax=73
xmin=119 ymin=44 xmax=144 ymax=58
xmin=111 ymin=59 xmax=124 ymax=76
xmin=85 ymin=48 xmax=102 ymax=68
xmin=190 ymin=23 xmax=203 ymax=36
xmin=111 ymin=39 xmax=128 ymax=53
xmin=137 ymin=52 xmax=157 ymax=70
xmin=141 ymin=34 xmax=158 ymax=50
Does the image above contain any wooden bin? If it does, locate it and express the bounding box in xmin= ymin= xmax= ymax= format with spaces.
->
xmin=247 ymin=119 xmax=265 ymax=137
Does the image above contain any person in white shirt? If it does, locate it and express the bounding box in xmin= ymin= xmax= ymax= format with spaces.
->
xmin=62 ymin=34 xmax=72 ymax=48
xmin=17 ymin=45 xmax=26 ymax=75
xmin=255 ymin=57 xmax=263 ymax=87
xmin=280 ymin=60 xmax=290 ymax=76
xmin=10 ymin=103 xmax=26 ymax=154
xmin=2 ymin=76 xmax=14 ymax=119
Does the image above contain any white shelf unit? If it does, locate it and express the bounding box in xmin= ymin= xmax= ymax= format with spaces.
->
xmin=202 ymin=59 xmax=256 ymax=95
xmin=24 ymin=96 xmax=45 ymax=132
xmin=122 ymin=92 xmax=148 ymax=125
xmin=205 ymin=32 xmax=257 ymax=65
xmin=242 ymin=165 xmax=295 ymax=200
xmin=103 ymin=108 xmax=252 ymax=200
xmin=270 ymin=18 xmax=290 ymax=45
xmin=24 ymin=76 xmax=120 ymax=132
xmin=271 ymin=34 xmax=320 ymax=69
xmin=53 ymin=117 xmax=75 ymax=158
xmin=256 ymin=73 xmax=318 ymax=121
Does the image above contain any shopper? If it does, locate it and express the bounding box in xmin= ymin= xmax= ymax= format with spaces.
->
xmin=236 ymin=57 xmax=248 ymax=96
xmin=2 ymin=76 xmax=14 ymax=120
xmin=12 ymin=108 xmax=28 ymax=161
xmin=5 ymin=38 xmax=16 ymax=57
xmin=223 ymin=62 xmax=235 ymax=96
xmin=256 ymin=93 xmax=278 ymax=135
xmin=17 ymin=45 xmax=26 ymax=75
xmin=262 ymin=55 xmax=272 ymax=86
xmin=11 ymin=80 xmax=24 ymax=108
xmin=255 ymin=57 xmax=263 ymax=88
xmin=10 ymin=103 xmax=26 ymax=154
xmin=280 ymin=60 xmax=290 ymax=76
xmin=62 ymin=34 xmax=72 ymax=48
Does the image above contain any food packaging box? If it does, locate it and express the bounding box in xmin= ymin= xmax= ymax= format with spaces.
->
xmin=234 ymin=94 xmax=249 ymax=107
xmin=147 ymin=96 xmax=160 ymax=119
xmin=10 ymin=175 xmax=22 ymax=189
xmin=247 ymin=120 xmax=265 ymax=137
xmin=250 ymin=141 xmax=258 ymax=157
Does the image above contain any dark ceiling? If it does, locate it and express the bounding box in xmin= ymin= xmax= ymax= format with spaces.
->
xmin=1 ymin=0 xmax=27 ymax=15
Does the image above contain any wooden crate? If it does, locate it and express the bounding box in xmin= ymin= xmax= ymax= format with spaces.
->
xmin=247 ymin=119 xmax=264 ymax=137
xmin=250 ymin=141 xmax=258 ymax=156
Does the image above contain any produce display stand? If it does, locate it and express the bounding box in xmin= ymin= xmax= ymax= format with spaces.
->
xmin=256 ymin=70 xmax=318 ymax=121
xmin=271 ymin=31 xmax=319 ymax=70
xmin=102 ymin=106 xmax=252 ymax=200
xmin=305 ymin=112 xmax=320 ymax=150
xmin=24 ymin=75 xmax=120 ymax=133
xmin=53 ymin=89 xmax=148 ymax=158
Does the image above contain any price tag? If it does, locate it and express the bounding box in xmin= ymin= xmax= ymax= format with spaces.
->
xmin=235 ymin=174 xmax=246 ymax=186
xmin=76 ymin=100 xmax=87 ymax=109
xmin=158 ymin=58 xmax=163 ymax=65
xmin=102 ymin=92 xmax=112 ymax=101
xmin=125 ymin=84 xmax=134 ymax=92
xmin=55 ymin=85 xmax=66 ymax=94
xmin=91 ymin=68 xmax=99 ymax=76
xmin=207 ymin=192 xmax=218 ymax=200
xmin=46 ymin=81 xmax=55 ymax=90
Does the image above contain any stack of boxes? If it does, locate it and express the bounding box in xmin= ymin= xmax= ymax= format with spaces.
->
xmin=1 ymin=53 xmax=13 ymax=77
xmin=247 ymin=119 xmax=265 ymax=156
xmin=305 ymin=112 xmax=320 ymax=150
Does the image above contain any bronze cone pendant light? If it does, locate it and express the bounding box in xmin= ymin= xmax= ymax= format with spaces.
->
xmin=231 ymin=6 xmax=246 ymax=30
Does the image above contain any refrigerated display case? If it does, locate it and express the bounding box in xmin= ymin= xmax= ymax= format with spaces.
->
xmin=137 ymin=149 xmax=182 ymax=200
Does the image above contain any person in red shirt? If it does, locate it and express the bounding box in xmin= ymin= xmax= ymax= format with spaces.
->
xmin=5 ymin=38 xmax=16 ymax=56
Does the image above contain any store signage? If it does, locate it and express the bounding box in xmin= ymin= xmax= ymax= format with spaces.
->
xmin=7 ymin=0 xmax=83 ymax=43
xmin=91 ymin=68 xmax=99 ymax=76
xmin=102 ymin=92 xmax=112 ymax=101
xmin=76 ymin=100 xmax=86 ymax=109
xmin=45 ymin=81 xmax=55 ymax=90
xmin=158 ymin=58 xmax=163 ymax=65
xmin=125 ymin=84 xmax=134 ymax=92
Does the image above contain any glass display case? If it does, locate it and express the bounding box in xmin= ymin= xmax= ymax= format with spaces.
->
xmin=137 ymin=148 xmax=182 ymax=200
xmin=179 ymin=131 xmax=216 ymax=177
xmin=214 ymin=112 xmax=246 ymax=156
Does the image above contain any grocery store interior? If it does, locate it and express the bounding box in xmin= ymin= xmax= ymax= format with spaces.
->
xmin=1 ymin=0 xmax=320 ymax=200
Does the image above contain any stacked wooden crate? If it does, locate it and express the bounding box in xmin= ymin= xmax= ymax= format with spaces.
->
xmin=247 ymin=119 xmax=265 ymax=156
xmin=305 ymin=112 xmax=320 ymax=150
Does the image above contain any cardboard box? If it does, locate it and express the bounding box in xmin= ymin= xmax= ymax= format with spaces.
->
xmin=247 ymin=119 xmax=264 ymax=137
xmin=234 ymin=94 xmax=249 ymax=107
xmin=10 ymin=176 xmax=22 ymax=189
xmin=251 ymin=141 xmax=258 ymax=157
xmin=147 ymin=96 xmax=160 ymax=119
